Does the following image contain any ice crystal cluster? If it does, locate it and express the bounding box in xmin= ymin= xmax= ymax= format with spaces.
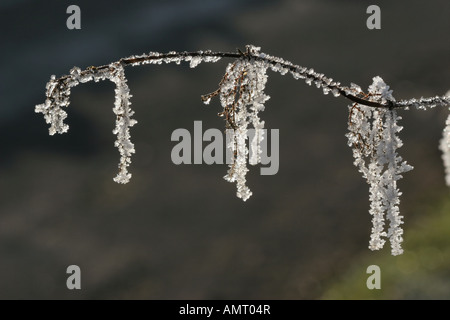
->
xmin=346 ymin=77 xmax=414 ymax=255
xmin=109 ymin=63 xmax=136 ymax=183
xmin=36 ymin=45 xmax=450 ymax=255
xmin=35 ymin=62 xmax=137 ymax=183
xmin=201 ymin=46 xmax=269 ymax=200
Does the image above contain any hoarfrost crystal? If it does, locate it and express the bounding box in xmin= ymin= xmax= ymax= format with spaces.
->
xmin=109 ymin=62 xmax=137 ymax=184
xmin=204 ymin=50 xmax=270 ymax=201
xmin=35 ymin=75 xmax=71 ymax=135
xmin=35 ymin=62 xmax=137 ymax=184
xmin=346 ymin=76 xmax=412 ymax=255
xmin=189 ymin=56 xmax=202 ymax=68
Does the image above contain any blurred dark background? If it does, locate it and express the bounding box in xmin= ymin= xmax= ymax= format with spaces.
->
xmin=0 ymin=0 xmax=449 ymax=299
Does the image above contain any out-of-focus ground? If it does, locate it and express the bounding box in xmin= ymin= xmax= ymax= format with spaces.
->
xmin=0 ymin=0 xmax=449 ymax=299
xmin=322 ymin=195 xmax=450 ymax=299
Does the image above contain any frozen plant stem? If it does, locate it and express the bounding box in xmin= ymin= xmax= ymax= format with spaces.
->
xmin=109 ymin=62 xmax=137 ymax=184
xmin=36 ymin=45 xmax=450 ymax=255
xmin=346 ymin=77 xmax=415 ymax=255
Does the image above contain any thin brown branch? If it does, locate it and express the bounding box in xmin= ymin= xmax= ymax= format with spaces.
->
xmin=50 ymin=47 xmax=450 ymax=110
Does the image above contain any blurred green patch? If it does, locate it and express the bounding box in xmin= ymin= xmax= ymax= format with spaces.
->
xmin=322 ymin=193 xmax=450 ymax=299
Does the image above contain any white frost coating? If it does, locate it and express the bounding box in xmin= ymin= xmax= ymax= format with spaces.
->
xmin=368 ymin=76 xmax=395 ymax=103
xmin=215 ymin=53 xmax=270 ymax=201
xmin=396 ymin=94 xmax=450 ymax=110
xmin=125 ymin=51 xmax=221 ymax=68
xmin=35 ymin=63 xmax=137 ymax=184
xmin=440 ymin=104 xmax=450 ymax=186
xmin=35 ymin=66 xmax=113 ymax=135
xmin=35 ymin=75 xmax=70 ymax=135
xmin=346 ymin=76 xmax=412 ymax=255
xmin=35 ymin=50 xmax=226 ymax=185
xmin=246 ymin=58 xmax=269 ymax=166
xmin=189 ymin=56 xmax=202 ymax=68
xmin=367 ymin=161 xmax=387 ymax=251
xmin=109 ymin=62 xmax=137 ymax=184
xmin=220 ymin=60 xmax=251 ymax=200
xmin=381 ymin=110 xmax=412 ymax=255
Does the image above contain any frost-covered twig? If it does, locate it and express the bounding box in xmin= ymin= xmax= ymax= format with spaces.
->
xmin=109 ymin=62 xmax=137 ymax=184
xmin=35 ymin=45 xmax=450 ymax=186
xmin=36 ymin=45 xmax=450 ymax=255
